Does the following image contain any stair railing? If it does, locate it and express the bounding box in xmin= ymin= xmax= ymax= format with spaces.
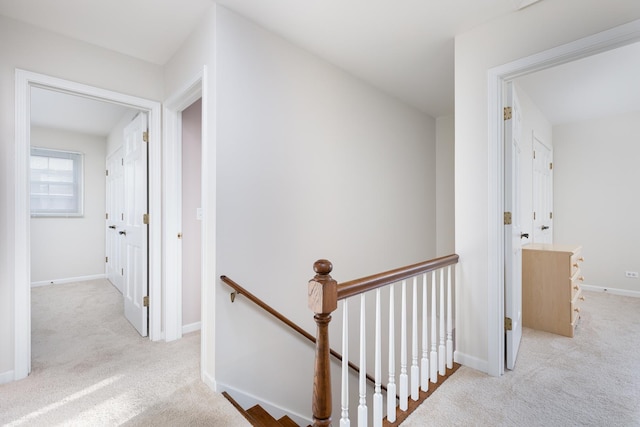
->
xmin=220 ymin=275 xmax=376 ymax=385
xmin=308 ymin=254 xmax=460 ymax=427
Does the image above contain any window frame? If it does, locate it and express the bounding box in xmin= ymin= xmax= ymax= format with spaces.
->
xmin=30 ymin=146 xmax=84 ymax=218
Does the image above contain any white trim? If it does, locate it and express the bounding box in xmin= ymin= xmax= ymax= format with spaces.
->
xmin=203 ymin=370 xmax=217 ymax=392
xmin=581 ymin=284 xmax=640 ymax=298
xmin=182 ymin=321 xmax=202 ymax=335
xmin=200 ymin=64 xmax=214 ymax=388
xmin=453 ymin=350 xmax=488 ymax=373
xmin=163 ymin=69 xmax=204 ymax=343
xmin=31 ymin=274 xmax=106 ymax=287
xmin=486 ymin=19 xmax=640 ymax=377
xmin=14 ymin=69 xmax=163 ymax=381
xmin=0 ymin=370 xmax=14 ymax=385
xmin=217 ymin=382 xmax=312 ymax=427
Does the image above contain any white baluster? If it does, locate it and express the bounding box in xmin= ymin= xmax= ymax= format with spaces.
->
xmin=341 ymin=300 xmax=350 ymax=427
xmin=446 ymin=265 xmax=454 ymax=369
xmin=420 ymin=273 xmax=429 ymax=392
xmin=411 ymin=276 xmax=419 ymax=400
xmin=358 ymin=294 xmax=367 ymax=427
xmin=399 ymin=280 xmax=408 ymax=410
xmin=430 ymin=271 xmax=438 ymax=383
xmin=373 ymin=289 xmax=383 ymax=427
xmin=387 ymin=284 xmax=396 ymax=423
xmin=439 ymin=269 xmax=446 ymax=376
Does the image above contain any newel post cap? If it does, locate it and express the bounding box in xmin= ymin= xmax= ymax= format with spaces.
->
xmin=308 ymin=259 xmax=338 ymax=314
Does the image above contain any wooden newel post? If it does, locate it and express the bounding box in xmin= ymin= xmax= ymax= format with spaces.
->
xmin=308 ymin=259 xmax=338 ymax=427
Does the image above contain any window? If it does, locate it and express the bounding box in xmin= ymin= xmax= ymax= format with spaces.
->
xmin=30 ymin=147 xmax=84 ymax=217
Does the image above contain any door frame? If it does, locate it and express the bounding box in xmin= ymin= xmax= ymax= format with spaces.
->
xmin=13 ymin=69 xmax=162 ymax=380
xmin=487 ymin=19 xmax=640 ymax=376
xmin=162 ymin=67 xmax=211 ymax=385
xmin=163 ymin=69 xmax=204 ymax=342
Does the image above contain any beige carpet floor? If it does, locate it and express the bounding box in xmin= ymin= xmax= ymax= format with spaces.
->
xmin=0 ymin=279 xmax=249 ymax=426
xmin=404 ymin=290 xmax=640 ymax=426
xmin=2 ymin=281 xmax=638 ymax=426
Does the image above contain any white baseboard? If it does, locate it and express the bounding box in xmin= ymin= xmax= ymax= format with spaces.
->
xmin=581 ymin=284 xmax=640 ymax=298
xmin=454 ymin=350 xmax=488 ymax=374
xmin=31 ymin=274 xmax=106 ymax=287
xmin=183 ymin=321 xmax=201 ymax=335
xmin=216 ymin=382 xmax=312 ymax=427
xmin=0 ymin=370 xmax=14 ymax=385
xmin=203 ymin=371 xmax=217 ymax=392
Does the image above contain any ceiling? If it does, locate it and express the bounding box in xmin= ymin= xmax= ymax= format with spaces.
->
xmin=515 ymin=41 xmax=640 ymax=125
xmin=2 ymin=0 xmax=638 ymax=130
xmin=30 ymin=88 xmax=134 ymax=137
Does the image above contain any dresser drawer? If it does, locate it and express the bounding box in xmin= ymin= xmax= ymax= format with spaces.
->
xmin=571 ymin=290 xmax=582 ymax=331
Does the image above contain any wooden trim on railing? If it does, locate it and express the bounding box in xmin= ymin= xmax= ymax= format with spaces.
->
xmin=220 ymin=275 xmax=376 ymax=385
xmin=337 ymin=254 xmax=459 ymax=300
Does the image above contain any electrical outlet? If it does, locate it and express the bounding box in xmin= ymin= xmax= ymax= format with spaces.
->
xmin=625 ymin=271 xmax=639 ymax=278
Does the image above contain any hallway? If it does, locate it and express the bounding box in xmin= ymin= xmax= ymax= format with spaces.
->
xmin=0 ymin=280 xmax=245 ymax=426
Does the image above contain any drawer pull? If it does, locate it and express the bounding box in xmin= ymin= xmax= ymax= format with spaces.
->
xmin=574 ymin=307 xmax=581 ymax=313
xmin=573 ymin=285 xmax=580 ymax=291
xmin=573 ymin=263 xmax=579 ymax=268
xmin=579 ymin=296 xmax=585 ymax=301
xmin=578 ymin=257 xmax=584 ymax=262
xmin=579 ymin=276 xmax=584 ymax=282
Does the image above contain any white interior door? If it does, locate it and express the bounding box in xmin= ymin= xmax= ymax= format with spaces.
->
xmin=123 ymin=112 xmax=148 ymax=337
xmin=106 ymin=147 xmax=124 ymax=293
xmin=533 ymin=136 xmax=553 ymax=243
xmin=504 ymin=82 xmax=523 ymax=370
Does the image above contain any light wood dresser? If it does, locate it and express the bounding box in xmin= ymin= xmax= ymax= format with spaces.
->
xmin=522 ymin=243 xmax=584 ymax=337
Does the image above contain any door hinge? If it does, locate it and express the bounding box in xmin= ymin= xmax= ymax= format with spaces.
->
xmin=533 ymin=150 xmax=536 ymax=159
xmin=143 ymin=213 xmax=149 ymax=225
xmin=121 ymin=268 xmax=124 ymax=276
xmin=533 ymin=211 xmax=536 ymax=220
xmin=105 ymin=256 xmax=108 ymax=263
xmin=550 ymin=212 xmax=553 ymax=219
xmin=504 ymin=106 xmax=512 ymax=120
xmin=106 ymin=213 xmax=109 ymax=220
xmin=505 ymin=317 xmax=513 ymax=331
xmin=504 ymin=211 xmax=512 ymax=225
xmin=106 ymin=169 xmax=109 ymax=176
xmin=143 ymin=131 xmax=149 ymax=143
xmin=549 ymin=162 xmax=553 ymax=170
xmin=143 ymin=296 xmax=149 ymax=307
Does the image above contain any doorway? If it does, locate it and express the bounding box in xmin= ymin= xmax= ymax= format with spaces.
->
xmin=13 ymin=70 xmax=162 ymax=380
xmin=488 ymin=21 xmax=640 ymax=376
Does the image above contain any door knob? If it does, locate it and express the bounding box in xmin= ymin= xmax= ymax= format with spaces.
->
xmin=541 ymin=225 xmax=549 ymax=230
xmin=520 ymin=233 xmax=529 ymax=239
xmin=108 ymin=225 xmax=116 ymax=229
xmin=119 ymin=230 xmax=127 ymax=236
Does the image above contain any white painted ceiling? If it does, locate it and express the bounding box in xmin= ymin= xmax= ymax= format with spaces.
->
xmin=2 ymin=0 xmax=638 ymax=130
xmin=515 ymin=41 xmax=640 ymax=125
xmin=30 ymin=88 xmax=134 ymax=137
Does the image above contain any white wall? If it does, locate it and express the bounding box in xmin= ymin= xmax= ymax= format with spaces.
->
xmin=554 ymin=111 xmax=640 ymax=293
xmin=30 ymin=127 xmax=107 ymax=284
xmin=214 ymin=6 xmax=436 ymax=418
xmin=0 ymin=14 xmax=163 ymax=381
xmin=436 ymin=115 xmax=455 ymax=256
xmin=454 ymin=1 xmax=640 ymax=373
xmin=181 ymin=99 xmax=202 ymax=328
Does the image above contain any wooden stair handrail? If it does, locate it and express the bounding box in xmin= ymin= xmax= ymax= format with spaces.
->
xmin=307 ymin=254 xmax=460 ymax=427
xmin=219 ymin=275 xmax=375 ymax=385
xmin=337 ymin=253 xmax=459 ymax=299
